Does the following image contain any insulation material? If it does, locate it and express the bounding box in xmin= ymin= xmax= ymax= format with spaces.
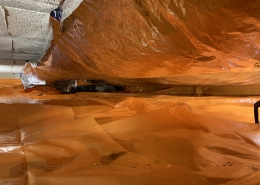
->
xmin=0 ymin=0 xmax=62 ymax=65
xmin=0 ymin=0 xmax=62 ymax=13
xmin=0 ymin=6 xmax=8 ymax=36
xmin=22 ymin=0 xmax=260 ymax=86
xmin=5 ymin=7 xmax=50 ymax=39
xmin=0 ymin=85 xmax=260 ymax=184
xmin=0 ymin=37 xmax=12 ymax=51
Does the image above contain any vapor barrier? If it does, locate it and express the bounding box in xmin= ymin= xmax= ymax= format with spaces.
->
xmin=0 ymin=85 xmax=260 ymax=185
xmin=12 ymin=0 xmax=260 ymax=184
xmin=22 ymin=0 xmax=260 ymax=86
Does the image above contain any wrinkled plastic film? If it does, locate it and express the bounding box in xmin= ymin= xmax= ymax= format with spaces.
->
xmin=22 ymin=0 xmax=260 ymax=86
xmin=0 ymin=85 xmax=260 ymax=184
xmin=9 ymin=0 xmax=260 ymax=184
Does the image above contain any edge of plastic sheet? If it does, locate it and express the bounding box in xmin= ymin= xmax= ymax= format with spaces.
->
xmin=20 ymin=62 xmax=46 ymax=89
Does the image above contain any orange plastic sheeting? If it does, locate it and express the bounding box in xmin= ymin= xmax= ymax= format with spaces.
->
xmin=0 ymin=85 xmax=256 ymax=123
xmin=22 ymin=0 xmax=260 ymax=85
xmin=1 ymin=90 xmax=260 ymax=184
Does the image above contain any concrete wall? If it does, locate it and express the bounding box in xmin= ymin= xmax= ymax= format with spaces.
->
xmin=0 ymin=0 xmax=61 ymax=77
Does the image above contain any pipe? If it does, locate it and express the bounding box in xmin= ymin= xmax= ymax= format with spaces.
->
xmin=0 ymin=64 xmax=24 ymax=73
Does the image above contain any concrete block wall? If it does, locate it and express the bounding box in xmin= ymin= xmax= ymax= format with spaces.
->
xmin=0 ymin=0 xmax=61 ymax=77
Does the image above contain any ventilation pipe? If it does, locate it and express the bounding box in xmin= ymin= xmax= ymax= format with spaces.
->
xmin=0 ymin=60 xmax=26 ymax=74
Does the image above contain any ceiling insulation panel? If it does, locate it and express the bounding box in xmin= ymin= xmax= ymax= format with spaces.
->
xmin=0 ymin=0 xmax=61 ymax=73
xmin=0 ymin=51 xmax=40 ymax=60
xmin=13 ymin=38 xmax=45 ymax=53
xmin=0 ymin=0 xmax=60 ymax=13
xmin=4 ymin=7 xmax=50 ymax=39
xmin=0 ymin=6 xmax=8 ymax=35
xmin=0 ymin=37 xmax=12 ymax=51
xmin=61 ymin=0 xmax=83 ymax=22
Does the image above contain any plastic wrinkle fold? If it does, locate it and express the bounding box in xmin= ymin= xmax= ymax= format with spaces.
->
xmin=22 ymin=0 xmax=260 ymax=86
xmin=6 ymin=0 xmax=260 ymax=184
xmin=0 ymin=85 xmax=260 ymax=185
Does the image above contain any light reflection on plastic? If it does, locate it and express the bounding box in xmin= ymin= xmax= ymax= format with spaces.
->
xmin=0 ymin=146 xmax=21 ymax=153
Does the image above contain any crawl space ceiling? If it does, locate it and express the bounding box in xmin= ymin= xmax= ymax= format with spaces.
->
xmin=0 ymin=0 xmax=62 ymax=77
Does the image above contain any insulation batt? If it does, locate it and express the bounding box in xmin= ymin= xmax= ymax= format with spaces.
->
xmin=22 ymin=0 xmax=260 ymax=86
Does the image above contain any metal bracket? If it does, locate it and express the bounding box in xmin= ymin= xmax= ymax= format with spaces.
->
xmin=254 ymin=100 xmax=260 ymax=124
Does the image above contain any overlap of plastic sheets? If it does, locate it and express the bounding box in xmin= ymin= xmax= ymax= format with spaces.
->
xmin=22 ymin=0 xmax=260 ymax=86
xmin=9 ymin=0 xmax=260 ymax=184
xmin=0 ymin=85 xmax=260 ymax=185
